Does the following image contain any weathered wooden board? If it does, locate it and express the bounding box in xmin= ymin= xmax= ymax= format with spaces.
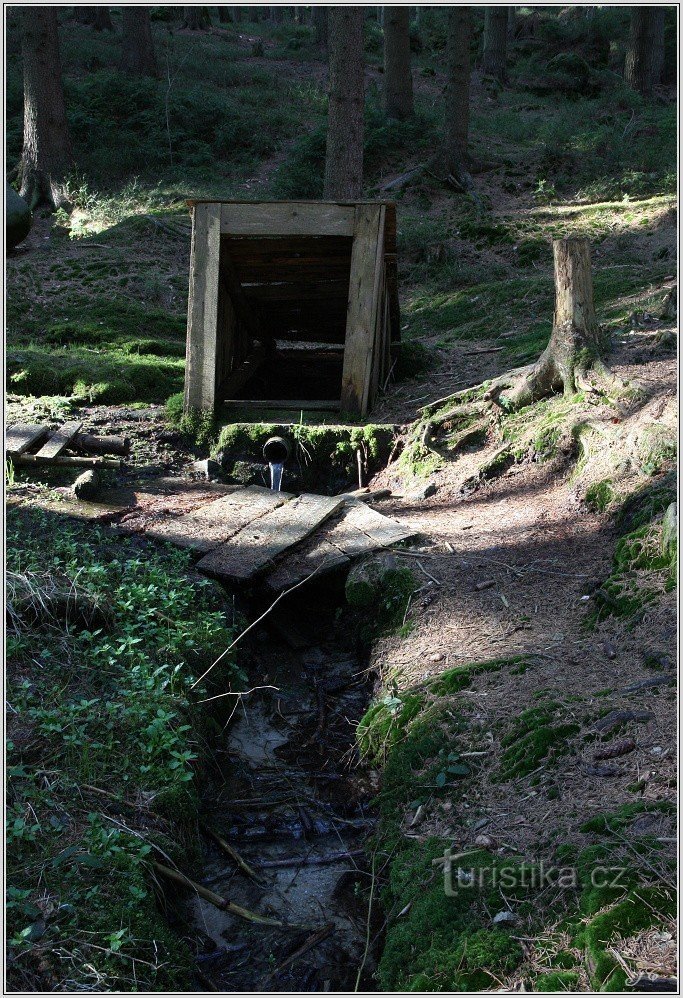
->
xmin=184 ymin=203 xmax=222 ymax=410
xmin=197 ymin=493 xmax=345 ymax=583
xmin=264 ymin=501 xmax=416 ymax=591
xmin=34 ymin=421 xmax=84 ymax=459
xmin=221 ymin=203 xmax=355 ymax=238
xmin=147 ymin=486 xmax=291 ymax=553
xmin=6 ymin=424 xmax=49 ymax=455
xmin=340 ymin=205 xmax=384 ymax=417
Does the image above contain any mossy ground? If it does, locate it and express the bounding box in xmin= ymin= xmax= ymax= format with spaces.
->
xmin=359 ymin=657 xmax=675 ymax=992
xmin=6 ymin=507 xmax=241 ymax=991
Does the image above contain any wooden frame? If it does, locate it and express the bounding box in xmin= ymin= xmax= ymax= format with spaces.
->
xmin=183 ymin=200 xmax=400 ymax=419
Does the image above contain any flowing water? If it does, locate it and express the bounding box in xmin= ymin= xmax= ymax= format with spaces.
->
xmin=190 ymin=586 xmax=381 ymax=991
xmin=269 ymin=461 xmax=284 ymax=492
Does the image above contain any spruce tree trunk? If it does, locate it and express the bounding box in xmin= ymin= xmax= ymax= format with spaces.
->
xmin=507 ymin=6 xmax=516 ymax=41
xmin=122 ymin=9 xmax=158 ymax=78
xmin=183 ymin=7 xmax=211 ymax=30
xmin=625 ymin=7 xmax=665 ymax=95
xmin=384 ymin=6 xmax=414 ymax=119
xmin=482 ymin=7 xmax=508 ymax=83
xmin=19 ymin=7 xmax=73 ymax=210
xmin=312 ymin=6 xmax=328 ymax=51
xmin=504 ymin=238 xmax=604 ymax=407
xmin=323 ymin=7 xmax=364 ymax=200
xmin=79 ymin=7 xmax=113 ymax=30
xmin=445 ymin=7 xmax=472 ymax=188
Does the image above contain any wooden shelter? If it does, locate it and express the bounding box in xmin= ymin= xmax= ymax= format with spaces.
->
xmin=183 ymin=200 xmax=400 ymax=419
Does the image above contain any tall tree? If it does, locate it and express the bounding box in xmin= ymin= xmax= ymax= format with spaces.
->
xmin=482 ymin=6 xmax=508 ymax=83
xmin=80 ymin=7 xmax=114 ymax=31
xmin=122 ymin=8 xmax=158 ymax=78
xmin=312 ymin=6 xmax=328 ymax=52
xmin=323 ymin=7 xmax=364 ymax=199
xmin=19 ymin=7 xmax=73 ymax=209
xmin=445 ymin=7 xmax=472 ymax=189
xmin=384 ymin=7 xmax=413 ymax=119
xmin=625 ymin=7 xmax=665 ymax=95
xmin=183 ymin=6 xmax=211 ymax=30
xmin=218 ymin=8 xmax=233 ymax=23
xmin=507 ymin=5 xmax=516 ymax=41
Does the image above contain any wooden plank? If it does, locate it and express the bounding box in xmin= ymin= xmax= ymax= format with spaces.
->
xmin=221 ymin=203 xmax=355 ymax=237
xmin=341 ymin=205 xmax=384 ymax=418
xmin=264 ymin=501 xmax=416 ymax=592
xmin=184 ymin=203 xmax=222 ymax=412
xmin=34 ymin=421 xmax=84 ymax=459
xmin=13 ymin=454 xmax=120 ymax=469
xmin=217 ymin=347 xmax=265 ymax=398
xmin=196 ymin=493 xmax=345 ymax=583
xmin=6 ymin=424 xmax=49 ymax=455
xmin=146 ymin=486 xmax=292 ymax=553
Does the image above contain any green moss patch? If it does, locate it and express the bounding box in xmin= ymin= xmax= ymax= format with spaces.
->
xmin=213 ymin=422 xmax=396 ymax=493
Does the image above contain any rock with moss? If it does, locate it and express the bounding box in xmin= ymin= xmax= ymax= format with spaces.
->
xmin=7 ymin=183 xmax=31 ymax=250
xmin=661 ymin=501 xmax=677 ymax=563
xmin=345 ymin=553 xmax=415 ymax=641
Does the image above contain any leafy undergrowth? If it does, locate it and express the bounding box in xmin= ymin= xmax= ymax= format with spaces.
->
xmin=6 ymin=507 xmax=240 ymax=992
xmin=358 ymin=659 xmax=676 ymax=992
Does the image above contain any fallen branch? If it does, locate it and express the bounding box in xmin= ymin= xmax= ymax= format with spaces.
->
xmin=11 ymin=453 xmax=121 ymax=469
xmin=268 ymin=924 xmax=335 ymax=979
xmin=200 ymin=824 xmax=263 ymax=883
xmin=256 ymin=849 xmax=364 ymax=870
xmin=150 ymin=860 xmax=282 ymax=925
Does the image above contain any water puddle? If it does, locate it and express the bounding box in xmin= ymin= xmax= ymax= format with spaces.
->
xmin=191 ymin=587 xmax=381 ymax=991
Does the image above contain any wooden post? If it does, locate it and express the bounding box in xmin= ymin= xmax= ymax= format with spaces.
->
xmin=341 ymin=204 xmax=384 ymax=417
xmin=184 ymin=203 xmax=221 ymax=412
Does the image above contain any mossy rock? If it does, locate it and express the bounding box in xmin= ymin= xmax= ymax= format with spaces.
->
xmin=6 ymin=184 xmax=31 ymax=249
xmin=345 ymin=553 xmax=415 ymax=641
xmin=661 ymin=501 xmax=677 ymax=563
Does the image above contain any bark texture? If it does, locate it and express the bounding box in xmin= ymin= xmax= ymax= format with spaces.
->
xmin=625 ymin=7 xmax=665 ymax=95
xmin=503 ymin=238 xmax=603 ymax=407
xmin=323 ymin=7 xmax=365 ymax=200
xmin=312 ymin=6 xmax=328 ymax=51
xmin=445 ymin=7 xmax=472 ymax=188
xmin=183 ymin=6 xmax=211 ymax=30
xmin=384 ymin=6 xmax=414 ymax=119
xmin=122 ymin=8 xmax=158 ymax=78
xmin=19 ymin=7 xmax=73 ymax=210
xmin=80 ymin=7 xmax=114 ymax=30
xmin=482 ymin=7 xmax=508 ymax=83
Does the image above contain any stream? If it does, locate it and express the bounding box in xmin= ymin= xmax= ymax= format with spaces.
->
xmin=190 ymin=581 xmax=382 ymax=991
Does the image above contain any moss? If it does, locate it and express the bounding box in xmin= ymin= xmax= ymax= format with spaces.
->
xmin=346 ymin=565 xmax=416 ymax=642
xmin=429 ymin=656 xmax=524 ymax=695
xmin=213 ymin=421 xmax=396 ymax=492
xmin=615 ymin=472 xmax=676 ymax=533
xmin=393 ymin=340 xmax=433 ymax=381
xmin=580 ymin=800 xmax=675 ymax=835
xmin=585 ymin=478 xmax=614 ymax=513
xmin=497 ymin=700 xmax=579 ymax=781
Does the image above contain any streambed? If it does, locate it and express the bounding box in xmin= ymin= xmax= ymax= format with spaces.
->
xmin=191 ymin=584 xmax=382 ymax=991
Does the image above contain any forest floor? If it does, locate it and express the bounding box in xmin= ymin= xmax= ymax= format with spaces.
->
xmin=6 ymin=14 xmax=678 ymax=994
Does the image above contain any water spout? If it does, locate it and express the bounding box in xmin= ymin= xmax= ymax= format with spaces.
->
xmin=263 ymin=436 xmax=291 ymax=493
xmin=269 ymin=461 xmax=284 ymax=492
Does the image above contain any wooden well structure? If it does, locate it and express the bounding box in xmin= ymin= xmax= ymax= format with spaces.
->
xmin=183 ymin=200 xmax=400 ymax=418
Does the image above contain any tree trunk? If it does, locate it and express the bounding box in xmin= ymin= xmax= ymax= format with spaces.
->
xmin=482 ymin=7 xmax=508 ymax=83
xmin=270 ymin=7 xmax=283 ymax=24
xmin=183 ymin=6 xmax=211 ymax=30
xmin=507 ymin=6 xmax=516 ymax=41
xmin=504 ymin=238 xmax=604 ymax=408
xmin=312 ymin=7 xmax=328 ymax=51
xmin=79 ymin=7 xmax=113 ymax=30
xmin=625 ymin=7 xmax=665 ymax=95
xmin=323 ymin=7 xmax=364 ymax=200
xmin=384 ymin=6 xmax=414 ymax=119
xmin=445 ymin=7 xmax=472 ymax=188
xmin=19 ymin=7 xmax=73 ymax=210
xmin=232 ymin=7 xmax=242 ymax=22
xmin=122 ymin=8 xmax=158 ymax=78
xmin=218 ymin=8 xmax=233 ymax=23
